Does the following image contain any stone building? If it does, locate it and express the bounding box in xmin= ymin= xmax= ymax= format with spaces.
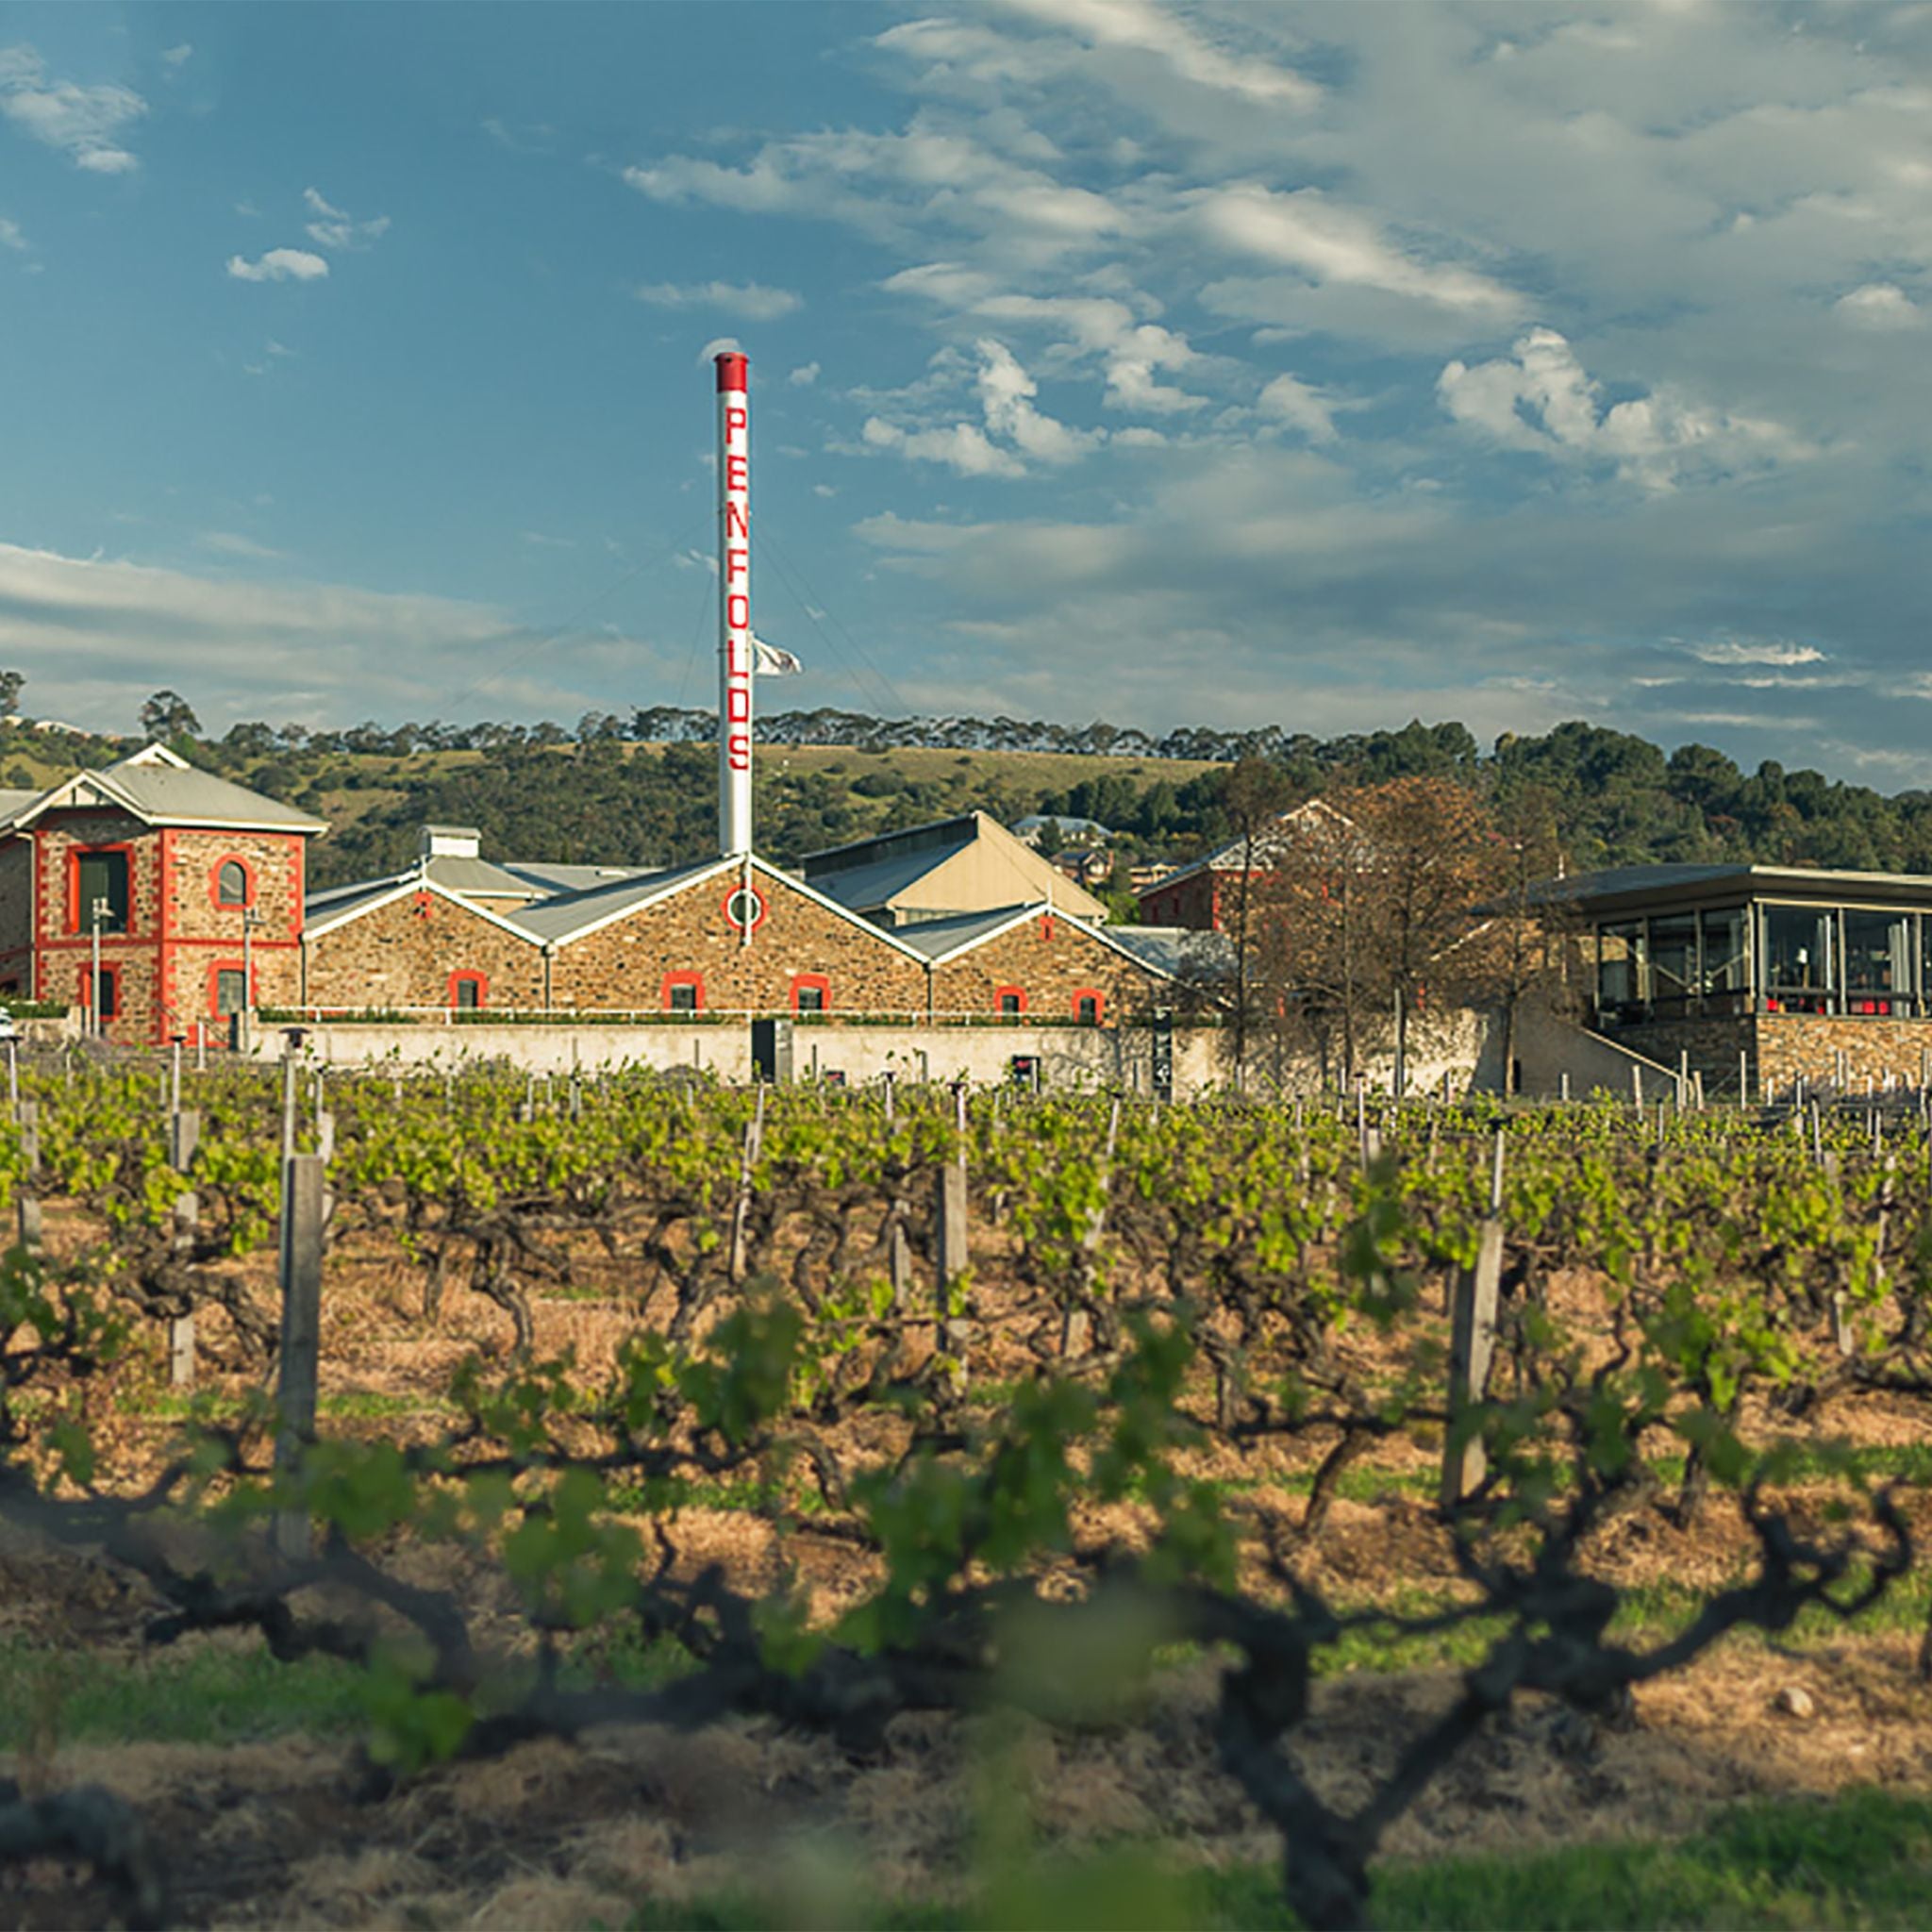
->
xmin=1549 ymin=862 xmax=1932 ymax=1096
xmin=0 ymin=743 xmax=324 ymax=1044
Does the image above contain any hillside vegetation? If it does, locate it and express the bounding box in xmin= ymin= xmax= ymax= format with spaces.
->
xmin=8 ymin=708 xmax=1932 ymax=896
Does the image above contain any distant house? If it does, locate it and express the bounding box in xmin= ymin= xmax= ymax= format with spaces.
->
xmin=802 ymin=811 xmax=1108 ymax=927
xmin=0 ymin=742 xmax=325 ymax=1041
xmin=1010 ymin=814 xmax=1112 ymax=850
xmin=1049 ymin=848 xmax=1113 ymax=891
xmin=1137 ymin=798 xmax=1354 ymax=932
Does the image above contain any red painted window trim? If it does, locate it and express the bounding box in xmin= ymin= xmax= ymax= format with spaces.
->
xmin=1041 ymin=914 xmax=1056 ymax=941
xmin=209 ymin=854 xmax=257 ymax=911
xmin=79 ymin=962 xmax=121 ymax=1019
xmin=662 ymin=970 xmax=705 ymax=1012
xmin=66 ymin=841 xmax=136 ymax=935
xmin=790 ymin=972 xmax=830 ymax=1014
xmin=448 ymin=970 xmax=488 ymax=1010
xmin=721 ymin=882 xmax=767 ymax=934
xmin=207 ymin=959 xmax=253 ymax=1016
xmin=1072 ymin=988 xmax=1105 ymax=1025
xmin=994 ymin=984 xmax=1027 ymax=1016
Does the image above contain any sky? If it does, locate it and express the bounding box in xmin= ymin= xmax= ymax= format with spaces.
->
xmin=2 ymin=2 xmax=1930 ymax=784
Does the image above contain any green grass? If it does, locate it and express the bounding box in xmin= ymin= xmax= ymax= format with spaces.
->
xmin=628 ymin=1789 xmax=1932 ymax=1930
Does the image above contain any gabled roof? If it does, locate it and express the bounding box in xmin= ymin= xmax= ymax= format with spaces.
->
xmin=302 ymin=871 xmax=543 ymax=943
xmin=891 ymin=898 xmax=1186 ymax=984
xmin=0 ymin=742 xmax=325 ymax=838
xmin=803 ymin=808 xmax=1108 ymax=923
xmin=1139 ymin=797 xmax=1354 ymax=900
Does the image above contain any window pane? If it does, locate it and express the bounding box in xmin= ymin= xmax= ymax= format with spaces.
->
xmin=796 ymin=985 xmax=824 ymax=1012
xmin=1762 ymin=907 xmax=1831 ymax=1008
xmin=1700 ymin=908 xmax=1749 ymax=1005
xmin=218 ymin=861 xmax=247 ymax=907
xmin=1598 ymin=922 xmax=1645 ymax=1011
xmin=215 ymin=970 xmax=246 ymax=1016
xmin=88 ymin=970 xmax=118 ymax=1019
xmin=1075 ymin=995 xmax=1099 ymax=1024
xmin=669 ymin=983 xmax=696 ymax=1012
xmin=454 ymin=977 xmax=481 ymax=1009
xmin=998 ymin=991 xmax=1021 ymax=1015
xmin=77 ymin=852 xmax=127 ymax=933
xmin=1649 ymin=915 xmax=1698 ymax=1010
xmin=1842 ymin=909 xmax=1911 ymax=1011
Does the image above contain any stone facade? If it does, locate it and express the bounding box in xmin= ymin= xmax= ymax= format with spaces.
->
xmin=303 ymin=888 xmax=546 ymax=1012
xmin=0 ymin=838 xmax=32 ymax=992
xmin=928 ymin=912 xmax=1164 ymax=1023
xmin=1602 ymin=1011 xmax=1932 ymax=1099
xmin=14 ymin=810 xmax=312 ymax=1041
xmin=548 ymin=868 xmax=929 ymax=1015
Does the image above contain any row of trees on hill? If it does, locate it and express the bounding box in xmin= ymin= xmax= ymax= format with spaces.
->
xmin=8 ymin=675 xmax=1932 ymax=891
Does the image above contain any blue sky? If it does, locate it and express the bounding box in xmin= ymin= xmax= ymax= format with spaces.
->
xmin=2 ymin=3 xmax=1930 ymax=784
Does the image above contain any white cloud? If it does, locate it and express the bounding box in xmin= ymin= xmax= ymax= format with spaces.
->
xmin=636 ymin=279 xmax=802 ymax=321
xmin=991 ymin=0 xmax=1320 ymax=108
xmin=1836 ymin=281 xmax=1922 ymax=329
xmin=1686 ymin=639 xmax=1828 ymax=667
xmin=0 ymin=541 xmax=612 ymax=726
xmin=974 ymin=338 xmax=1100 ymax=463
xmin=697 ymin=335 xmax=743 ymax=365
xmin=861 ymin=416 xmax=1025 ymax=477
xmin=789 ymin=361 xmax=821 ymax=387
xmin=0 ymin=45 xmax=146 ymax=174
xmin=1193 ymin=184 xmax=1520 ymax=316
xmin=1257 ymin=372 xmax=1340 ymax=443
xmin=226 ymin=248 xmax=329 ymax=284
xmin=0 ymin=216 xmax=24 ymax=252
xmin=197 ymin=531 xmax=287 ymax=560
xmin=302 ymin=187 xmax=390 ymax=252
xmin=1439 ymin=326 xmax=1809 ymax=489
xmin=160 ymin=44 xmax=192 ymax=71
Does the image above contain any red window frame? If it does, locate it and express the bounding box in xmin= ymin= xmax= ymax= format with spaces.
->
xmin=1041 ymin=914 xmax=1056 ymax=942
xmin=791 ymin=972 xmax=830 ymax=1014
xmin=662 ymin=970 xmax=705 ymax=1013
xmin=448 ymin=970 xmax=488 ymax=1011
xmin=994 ymin=984 xmax=1027 ymax=1017
xmin=207 ymin=959 xmax=253 ymax=1016
xmin=66 ymin=842 xmax=135 ymax=935
xmin=79 ymin=962 xmax=121 ymax=1019
xmin=210 ymin=855 xmax=257 ymax=910
xmin=1072 ymin=988 xmax=1104 ymax=1025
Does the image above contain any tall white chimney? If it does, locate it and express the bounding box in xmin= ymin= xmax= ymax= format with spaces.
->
xmin=716 ymin=351 xmax=752 ymax=858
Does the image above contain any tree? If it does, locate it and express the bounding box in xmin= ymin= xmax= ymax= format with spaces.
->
xmin=139 ymin=690 xmax=200 ymax=741
xmin=0 ymin=670 xmax=23 ymax=721
xmin=1216 ymin=758 xmax=1300 ymax=1085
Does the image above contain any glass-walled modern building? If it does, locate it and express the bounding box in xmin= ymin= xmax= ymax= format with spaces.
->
xmin=1565 ymin=865 xmax=1931 ymax=1025
xmin=1534 ymin=863 xmax=1932 ymax=1096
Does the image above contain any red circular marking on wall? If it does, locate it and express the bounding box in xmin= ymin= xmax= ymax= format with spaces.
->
xmin=722 ymin=883 xmax=767 ymax=933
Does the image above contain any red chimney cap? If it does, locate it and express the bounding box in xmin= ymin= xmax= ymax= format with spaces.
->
xmin=715 ymin=352 xmax=748 ymax=392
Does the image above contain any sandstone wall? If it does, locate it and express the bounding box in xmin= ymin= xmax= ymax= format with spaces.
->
xmin=303 ymin=890 xmax=546 ymax=1011
xmin=927 ymin=914 xmax=1167 ymax=1022
xmin=547 ymin=871 xmax=927 ymax=1015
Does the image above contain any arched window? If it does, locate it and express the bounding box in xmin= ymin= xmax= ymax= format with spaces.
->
xmin=1073 ymin=989 xmax=1104 ymax=1025
xmin=216 ymin=859 xmax=250 ymax=907
xmin=791 ymin=973 xmax=830 ymax=1014
xmin=995 ymin=985 xmax=1026 ymax=1017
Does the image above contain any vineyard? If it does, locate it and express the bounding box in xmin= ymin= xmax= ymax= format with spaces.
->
xmin=5 ymin=1059 xmax=1932 ymax=1928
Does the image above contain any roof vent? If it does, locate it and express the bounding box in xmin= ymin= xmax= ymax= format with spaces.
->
xmin=420 ymin=824 xmax=482 ymax=861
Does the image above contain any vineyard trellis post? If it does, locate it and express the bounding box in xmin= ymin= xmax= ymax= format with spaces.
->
xmin=726 ymin=1086 xmax=766 ymax=1286
xmin=274 ymin=1153 xmax=326 ymax=1561
xmin=167 ymin=1106 xmax=200 ymax=1389
xmin=937 ymin=1157 xmax=970 ymax=1390
xmin=1441 ymin=1129 xmax=1506 ymax=1507
xmin=14 ymin=1091 xmax=42 ymax=1257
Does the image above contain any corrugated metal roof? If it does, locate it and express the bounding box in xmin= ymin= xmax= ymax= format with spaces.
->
xmin=100 ymin=750 xmax=325 ymax=832
xmin=808 ymin=844 xmax=960 ymax=914
xmin=499 ymin=859 xmax=661 ymax=894
xmin=1104 ymin=925 xmax=1227 ymax=978
xmin=422 ymin=855 xmax=549 ymax=899
xmin=890 ymin=904 xmax=1037 ymax=960
xmin=506 ymin=857 xmax=727 ymax=943
xmin=1536 ymin=861 xmax=1932 ymax=913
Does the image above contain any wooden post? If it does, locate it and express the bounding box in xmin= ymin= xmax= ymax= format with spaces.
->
xmin=882 ymin=1071 xmax=895 ymax=1124
xmin=6 ymin=1041 xmax=15 ymax=1109
xmin=15 ymin=1194 xmax=42 ymax=1254
xmin=888 ymin=1211 xmax=912 ymax=1309
xmin=937 ymin=1159 xmax=970 ymax=1386
xmin=726 ymin=1087 xmax=766 ymax=1285
xmin=1064 ymin=1099 xmax=1121 ymax=1357
xmin=14 ymin=1098 xmax=38 ymax=1180
xmin=1558 ymin=1071 xmax=1570 ymax=1104
xmin=166 ymin=1106 xmax=201 ymax=1386
xmin=1441 ymin=1215 xmax=1503 ymax=1507
xmin=280 ymin=1053 xmax=297 ymax=1161
xmin=274 ymin=1154 xmax=325 ymax=1562
xmin=1631 ymin=1063 xmax=1642 ymax=1108
xmin=1489 ymin=1127 xmax=1507 ymax=1217
xmin=1739 ymin=1050 xmax=1749 ymax=1108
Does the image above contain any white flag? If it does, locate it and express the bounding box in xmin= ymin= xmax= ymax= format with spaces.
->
xmin=750 ymin=634 xmax=803 ymax=675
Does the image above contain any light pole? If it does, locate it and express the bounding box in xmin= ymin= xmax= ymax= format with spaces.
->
xmin=89 ymin=895 xmax=108 ymax=1040
xmin=242 ymin=907 xmax=265 ymax=1025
